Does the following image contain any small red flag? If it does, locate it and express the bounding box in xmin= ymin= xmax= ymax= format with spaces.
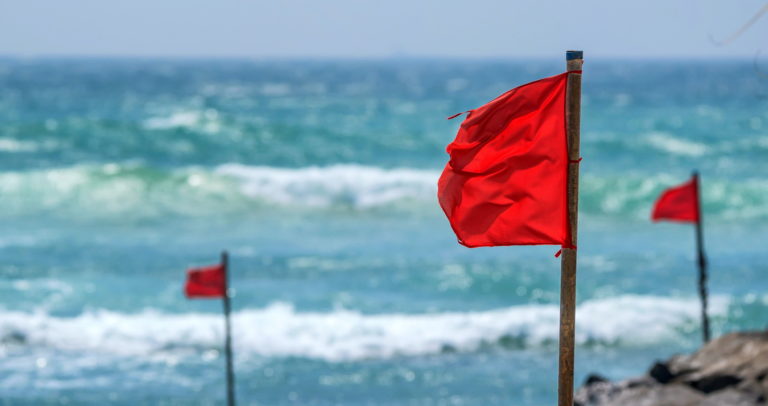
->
xmin=651 ymin=176 xmax=700 ymax=223
xmin=438 ymin=72 xmax=576 ymax=248
xmin=185 ymin=263 xmax=226 ymax=298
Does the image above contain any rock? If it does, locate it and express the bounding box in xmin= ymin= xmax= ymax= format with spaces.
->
xmin=669 ymin=331 xmax=768 ymax=385
xmin=575 ymin=331 xmax=768 ymax=405
xmin=700 ymin=388 xmax=761 ymax=406
xmin=688 ymin=374 xmax=743 ymax=394
xmin=649 ymin=361 xmax=676 ymax=384
xmin=585 ymin=374 xmax=609 ymax=386
xmin=576 ymin=379 xmax=620 ymax=405
xmin=605 ymin=384 xmax=704 ymax=406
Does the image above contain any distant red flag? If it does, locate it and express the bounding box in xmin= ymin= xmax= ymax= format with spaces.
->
xmin=185 ymin=263 xmax=226 ymax=298
xmin=651 ymin=176 xmax=700 ymax=223
xmin=438 ymin=71 xmax=577 ymax=248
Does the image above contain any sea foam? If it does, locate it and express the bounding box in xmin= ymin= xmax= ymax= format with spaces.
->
xmin=1 ymin=164 xmax=767 ymax=221
xmin=216 ymin=164 xmax=437 ymax=209
xmin=0 ymin=295 xmax=726 ymax=362
xmin=2 ymin=164 xmax=768 ymax=221
xmin=645 ymin=132 xmax=708 ymax=157
xmin=143 ymin=109 xmax=223 ymax=133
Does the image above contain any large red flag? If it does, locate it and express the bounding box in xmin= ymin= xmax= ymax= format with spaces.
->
xmin=651 ymin=176 xmax=700 ymax=223
xmin=185 ymin=263 xmax=226 ymax=298
xmin=438 ymin=72 xmax=576 ymax=248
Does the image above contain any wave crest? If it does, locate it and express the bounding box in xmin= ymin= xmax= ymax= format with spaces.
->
xmin=0 ymin=295 xmax=726 ymax=362
xmin=1 ymin=164 xmax=766 ymax=221
xmin=216 ymin=164 xmax=436 ymax=209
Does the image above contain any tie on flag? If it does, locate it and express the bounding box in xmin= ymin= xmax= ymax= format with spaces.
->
xmin=185 ymin=263 xmax=226 ymax=298
xmin=651 ymin=176 xmax=700 ymax=223
xmin=438 ymin=72 xmax=576 ymax=248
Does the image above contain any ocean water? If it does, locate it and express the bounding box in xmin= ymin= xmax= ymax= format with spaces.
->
xmin=0 ymin=57 xmax=766 ymax=405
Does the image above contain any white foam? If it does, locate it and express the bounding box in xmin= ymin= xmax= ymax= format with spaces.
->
xmin=216 ymin=164 xmax=439 ymax=209
xmin=646 ymin=132 xmax=708 ymax=157
xmin=143 ymin=109 xmax=222 ymax=133
xmin=0 ymin=138 xmax=39 ymax=152
xmin=0 ymin=295 xmax=727 ymax=362
xmin=0 ymin=164 xmax=239 ymax=220
xmin=2 ymin=164 xmax=768 ymax=221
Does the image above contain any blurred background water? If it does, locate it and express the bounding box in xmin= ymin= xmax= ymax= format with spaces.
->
xmin=0 ymin=57 xmax=766 ymax=405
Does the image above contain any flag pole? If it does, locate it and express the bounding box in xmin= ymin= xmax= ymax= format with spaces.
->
xmin=558 ymin=50 xmax=583 ymax=406
xmin=221 ymin=250 xmax=236 ymax=406
xmin=693 ymin=171 xmax=711 ymax=343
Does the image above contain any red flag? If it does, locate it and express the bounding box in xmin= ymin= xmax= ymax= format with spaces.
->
xmin=651 ymin=176 xmax=700 ymax=223
xmin=185 ymin=263 xmax=226 ymax=298
xmin=438 ymin=72 xmax=576 ymax=248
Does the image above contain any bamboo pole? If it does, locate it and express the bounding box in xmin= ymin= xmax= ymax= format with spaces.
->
xmin=558 ymin=50 xmax=583 ymax=406
xmin=693 ymin=172 xmax=711 ymax=343
xmin=222 ymin=251 xmax=236 ymax=406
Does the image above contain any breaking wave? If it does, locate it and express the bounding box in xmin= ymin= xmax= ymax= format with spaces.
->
xmin=0 ymin=295 xmax=727 ymax=362
xmin=142 ymin=109 xmax=223 ymax=133
xmin=644 ymin=132 xmax=708 ymax=157
xmin=216 ymin=163 xmax=436 ymax=209
xmin=0 ymin=163 xmax=766 ymax=221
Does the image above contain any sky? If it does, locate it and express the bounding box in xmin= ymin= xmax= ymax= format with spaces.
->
xmin=0 ymin=0 xmax=766 ymax=59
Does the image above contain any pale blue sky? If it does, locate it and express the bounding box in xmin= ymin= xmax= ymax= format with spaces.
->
xmin=0 ymin=0 xmax=766 ymax=58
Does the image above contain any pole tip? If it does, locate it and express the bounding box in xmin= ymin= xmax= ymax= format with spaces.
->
xmin=566 ymin=50 xmax=583 ymax=60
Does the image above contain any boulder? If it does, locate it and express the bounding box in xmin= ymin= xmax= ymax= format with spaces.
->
xmin=575 ymin=331 xmax=768 ymax=406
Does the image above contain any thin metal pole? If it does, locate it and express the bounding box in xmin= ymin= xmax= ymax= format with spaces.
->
xmin=693 ymin=172 xmax=711 ymax=343
xmin=558 ymin=50 xmax=583 ymax=406
xmin=222 ymin=251 xmax=236 ymax=406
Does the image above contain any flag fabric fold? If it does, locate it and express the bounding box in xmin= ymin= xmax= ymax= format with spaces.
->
xmin=438 ymin=71 xmax=576 ymax=248
xmin=651 ymin=176 xmax=700 ymax=223
xmin=185 ymin=263 xmax=226 ymax=298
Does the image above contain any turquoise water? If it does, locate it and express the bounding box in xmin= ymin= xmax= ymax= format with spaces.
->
xmin=0 ymin=58 xmax=767 ymax=405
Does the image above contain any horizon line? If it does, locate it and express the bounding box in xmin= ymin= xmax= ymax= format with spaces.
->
xmin=0 ymin=53 xmax=762 ymax=62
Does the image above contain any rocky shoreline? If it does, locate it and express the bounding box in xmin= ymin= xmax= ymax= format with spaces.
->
xmin=575 ymin=331 xmax=768 ymax=406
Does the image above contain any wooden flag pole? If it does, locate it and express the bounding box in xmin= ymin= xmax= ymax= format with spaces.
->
xmin=693 ymin=172 xmax=711 ymax=343
xmin=558 ymin=50 xmax=583 ymax=406
xmin=221 ymin=251 xmax=236 ymax=406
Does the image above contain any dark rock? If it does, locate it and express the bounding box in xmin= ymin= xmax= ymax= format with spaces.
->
xmin=649 ymin=361 xmax=676 ymax=384
xmin=688 ymin=374 xmax=743 ymax=394
xmin=585 ymin=374 xmax=609 ymax=386
xmin=625 ymin=380 xmax=647 ymax=389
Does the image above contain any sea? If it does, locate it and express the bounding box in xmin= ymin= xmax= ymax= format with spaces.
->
xmin=0 ymin=57 xmax=766 ymax=405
